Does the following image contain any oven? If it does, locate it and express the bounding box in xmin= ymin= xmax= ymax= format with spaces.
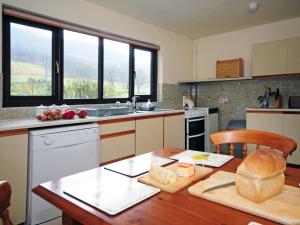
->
xmin=185 ymin=108 xmax=208 ymax=151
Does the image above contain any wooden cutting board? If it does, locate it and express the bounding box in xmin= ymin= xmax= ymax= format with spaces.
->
xmin=188 ymin=171 xmax=300 ymax=225
xmin=137 ymin=163 xmax=213 ymax=193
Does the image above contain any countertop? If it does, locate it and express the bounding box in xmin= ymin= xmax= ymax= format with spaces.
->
xmin=246 ymin=108 xmax=300 ymax=113
xmin=0 ymin=110 xmax=184 ymax=132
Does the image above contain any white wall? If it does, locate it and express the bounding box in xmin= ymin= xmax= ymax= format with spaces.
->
xmin=0 ymin=0 xmax=193 ymax=84
xmin=194 ymin=17 xmax=300 ymax=80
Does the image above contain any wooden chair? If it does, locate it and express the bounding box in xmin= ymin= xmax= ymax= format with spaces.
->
xmin=210 ymin=129 xmax=297 ymax=159
xmin=0 ymin=181 xmax=13 ymax=225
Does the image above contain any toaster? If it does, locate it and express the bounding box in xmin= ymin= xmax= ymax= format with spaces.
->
xmin=289 ymin=96 xmax=300 ymax=109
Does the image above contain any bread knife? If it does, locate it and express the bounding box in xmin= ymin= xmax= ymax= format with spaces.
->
xmin=202 ymin=181 xmax=235 ymax=194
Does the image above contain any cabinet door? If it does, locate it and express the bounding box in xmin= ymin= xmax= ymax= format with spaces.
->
xmin=287 ymin=37 xmax=300 ymax=74
xmin=0 ymin=131 xmax=28 ymax=224
xmin=136 ymin=117 xmax=163 ymax=155
xmin=283 ymin=114 xmax=300 ymax=165
xmin=246 ymin=113 xmax=283 ymax=153
xmin=252 ymin=40 xmax=287 ymax=76
xmin=100 ymin=133 xmax=135 ymax=164
xmin=164 ymin=114 xmax=185 ymax=149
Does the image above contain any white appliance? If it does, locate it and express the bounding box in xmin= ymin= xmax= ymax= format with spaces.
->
xmin=27 ymin=123 xmax=99 ymax=225
xmin=184 ymin=107 xmax=219 ymax=152
xmin=185 ymin=108 xmax=208 ymax=151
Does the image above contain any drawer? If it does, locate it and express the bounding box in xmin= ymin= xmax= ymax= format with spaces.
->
xmin=100 ymin=133 xmax=135 ymax=163
xmin=100 ymin=121 xmax=135 ymax=135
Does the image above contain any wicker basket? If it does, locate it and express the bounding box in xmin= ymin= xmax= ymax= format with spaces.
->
xmin=216 ymin=58 xmax=244 ymax=78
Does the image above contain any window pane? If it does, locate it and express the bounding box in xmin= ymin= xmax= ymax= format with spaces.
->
xmin=10 ymin=23 xmax=52 ymax=96
xmin=63 ymin=30 xmax=98 ymax=99
xmin=103 ymin=39 xmax=129 ymax=98
xmin=134 ymin=49 xmax=151 ymax=95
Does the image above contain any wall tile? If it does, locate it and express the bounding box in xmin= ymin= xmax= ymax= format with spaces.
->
xmin=184 ymin=76 xmax=300 ymax=130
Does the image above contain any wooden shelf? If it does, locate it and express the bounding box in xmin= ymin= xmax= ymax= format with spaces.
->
xmin=178 ymin=76 xmax=252 ymax=84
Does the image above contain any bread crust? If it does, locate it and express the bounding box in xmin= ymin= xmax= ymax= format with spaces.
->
xmin=236 ymin=149 xmax=286 ymax=203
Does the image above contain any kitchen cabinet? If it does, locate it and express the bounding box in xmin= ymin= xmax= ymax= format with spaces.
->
xmin=252 ymin=39 xmax=288 ymax=76
xmin=246 ymin=112 xmax=300 ymax=165
xmin=0 ymin=130 xmax=28 ymax=224
xmin=99 ymin=120 xmax=135 ymax=164
xmin=283 ymin=114 xmax=300 ymax=165
xmin=246 ymin=113 xmax=284 ymax=134
xmin=164 ymin=114 xmax=185 ymax=149
xmin=136 ymin=117 xmax=163 ymax=155
xmin=287 ymin=37 xmax=300 ymax=74
xmin=246 ymin=112 xmax=284 ymax=154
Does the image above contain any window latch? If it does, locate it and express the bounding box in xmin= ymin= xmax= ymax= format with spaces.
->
xmin=56 ymin=61 xmax=60 ymax=75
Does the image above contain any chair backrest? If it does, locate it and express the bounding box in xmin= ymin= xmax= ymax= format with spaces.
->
xmin=0 ymin=181 xmax=13 ymax=225
xmin=210 ymin=129 xmax=297 ymax=159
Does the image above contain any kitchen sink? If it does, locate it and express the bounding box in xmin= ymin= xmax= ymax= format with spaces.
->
xmin=83 ymin=107 xmax=175 ymax=117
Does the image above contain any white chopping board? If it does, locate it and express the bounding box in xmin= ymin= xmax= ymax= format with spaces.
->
xmin=104 ymin=153 xmax=175 ymax=177
xmin=63 ymin=170 xmax=160 ymax=215
xmin=188 ymin=171 xmax=300 ymax=225
xmin=170 ymin=150 xmax=233 ymax=167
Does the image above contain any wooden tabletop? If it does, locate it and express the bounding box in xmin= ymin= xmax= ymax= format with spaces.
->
xmin=33 ymin=148 xmax=300 ymax=225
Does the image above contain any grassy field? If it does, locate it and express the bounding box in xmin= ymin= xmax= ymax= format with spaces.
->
xmin=11 ymin=60 xmax=148 ymax=98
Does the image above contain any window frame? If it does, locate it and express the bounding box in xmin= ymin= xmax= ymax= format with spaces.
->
xmin=59 ymin=29 xmax=102 ymax=105
xmin=3 ymin=15 xmax=59 ymax=107
xmin=2 ymin=15 xmax=158 ymax=107
xmin=131 ymin=45 xmax=157 ymax=102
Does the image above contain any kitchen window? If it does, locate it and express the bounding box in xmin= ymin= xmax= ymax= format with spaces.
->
xmin=62 ymin=30 xmax=99 ymax=101
xmin=3 ymin=13 xmax=157 ymax=107
xmin=103 ymin=39 xmax=130 ymax=99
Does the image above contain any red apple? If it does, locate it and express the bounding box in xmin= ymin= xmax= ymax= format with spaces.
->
xmin=78 ymin=110 xmax=88 ymax=118
xmin=63 ymin=110 xmax=76 ymax=119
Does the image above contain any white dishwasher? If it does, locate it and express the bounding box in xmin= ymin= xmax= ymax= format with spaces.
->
xmin=27 ymin=123 xmax=99 ymax=225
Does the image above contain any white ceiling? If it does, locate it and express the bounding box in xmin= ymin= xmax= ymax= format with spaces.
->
xmin=85 ymin=0 xmax=300 ymax=39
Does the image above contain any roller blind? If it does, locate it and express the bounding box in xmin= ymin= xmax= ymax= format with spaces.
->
xmin=3 ymin=7 xmax=160 ymax=50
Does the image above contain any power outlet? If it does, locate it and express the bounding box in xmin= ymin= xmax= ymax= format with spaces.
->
xmin=218 ymin=96 xmax=229 ymax=104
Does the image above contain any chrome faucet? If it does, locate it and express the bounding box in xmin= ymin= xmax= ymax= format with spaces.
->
xmin=132 ymin=96 xmax=140 ymax=109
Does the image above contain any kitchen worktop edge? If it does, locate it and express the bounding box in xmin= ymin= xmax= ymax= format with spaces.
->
xmin=246 ymin=108 xmax=300 ymax=112
xmin=0 ymin=110 xmax=184 ymax=132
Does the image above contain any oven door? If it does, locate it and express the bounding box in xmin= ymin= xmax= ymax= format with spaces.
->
xmin=185 ymin=116 xmax=207 ymax=151
xmin=187 ymin=117 xmax=205 ymax=136
xmin=187 ymin=133 xmax=205 ymax=151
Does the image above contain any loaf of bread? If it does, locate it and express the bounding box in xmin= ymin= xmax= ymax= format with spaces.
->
xmin=149 ymin=165 xmax=177 ymax=185
xmin=236 ymin=149 xmax=286 ymax=203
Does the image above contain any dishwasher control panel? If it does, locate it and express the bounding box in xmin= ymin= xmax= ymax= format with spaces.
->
xmin=30 ymin=124 xmax=99 ymax=150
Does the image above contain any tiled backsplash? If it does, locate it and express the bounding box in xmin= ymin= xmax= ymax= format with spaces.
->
xmin=184 ymin=76 xmax=300 ymax=130
xmin=0 ymin=83 xmax=184 ymax=120
xmin=1 ymin=76 xmax=299 ymax=129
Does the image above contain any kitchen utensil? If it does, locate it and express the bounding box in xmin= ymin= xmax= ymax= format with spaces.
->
xmin=202 ymin=181 xmax=235 ymax=194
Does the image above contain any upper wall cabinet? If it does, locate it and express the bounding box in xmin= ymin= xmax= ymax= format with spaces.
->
xmin=287 ymin=37 xmax=300 ymax=74
xmin=252 ymin=37 xmax=300 ymax=76
xmin=252 ymin=39 xmax=288 ymax=76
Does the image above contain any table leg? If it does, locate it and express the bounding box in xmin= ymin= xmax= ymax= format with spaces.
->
xmin=62 ymin=213 xmax=83 ymax=225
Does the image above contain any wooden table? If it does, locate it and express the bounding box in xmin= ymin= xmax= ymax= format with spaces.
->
xmin=33 ymin=148 xmax=300 ymax=225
